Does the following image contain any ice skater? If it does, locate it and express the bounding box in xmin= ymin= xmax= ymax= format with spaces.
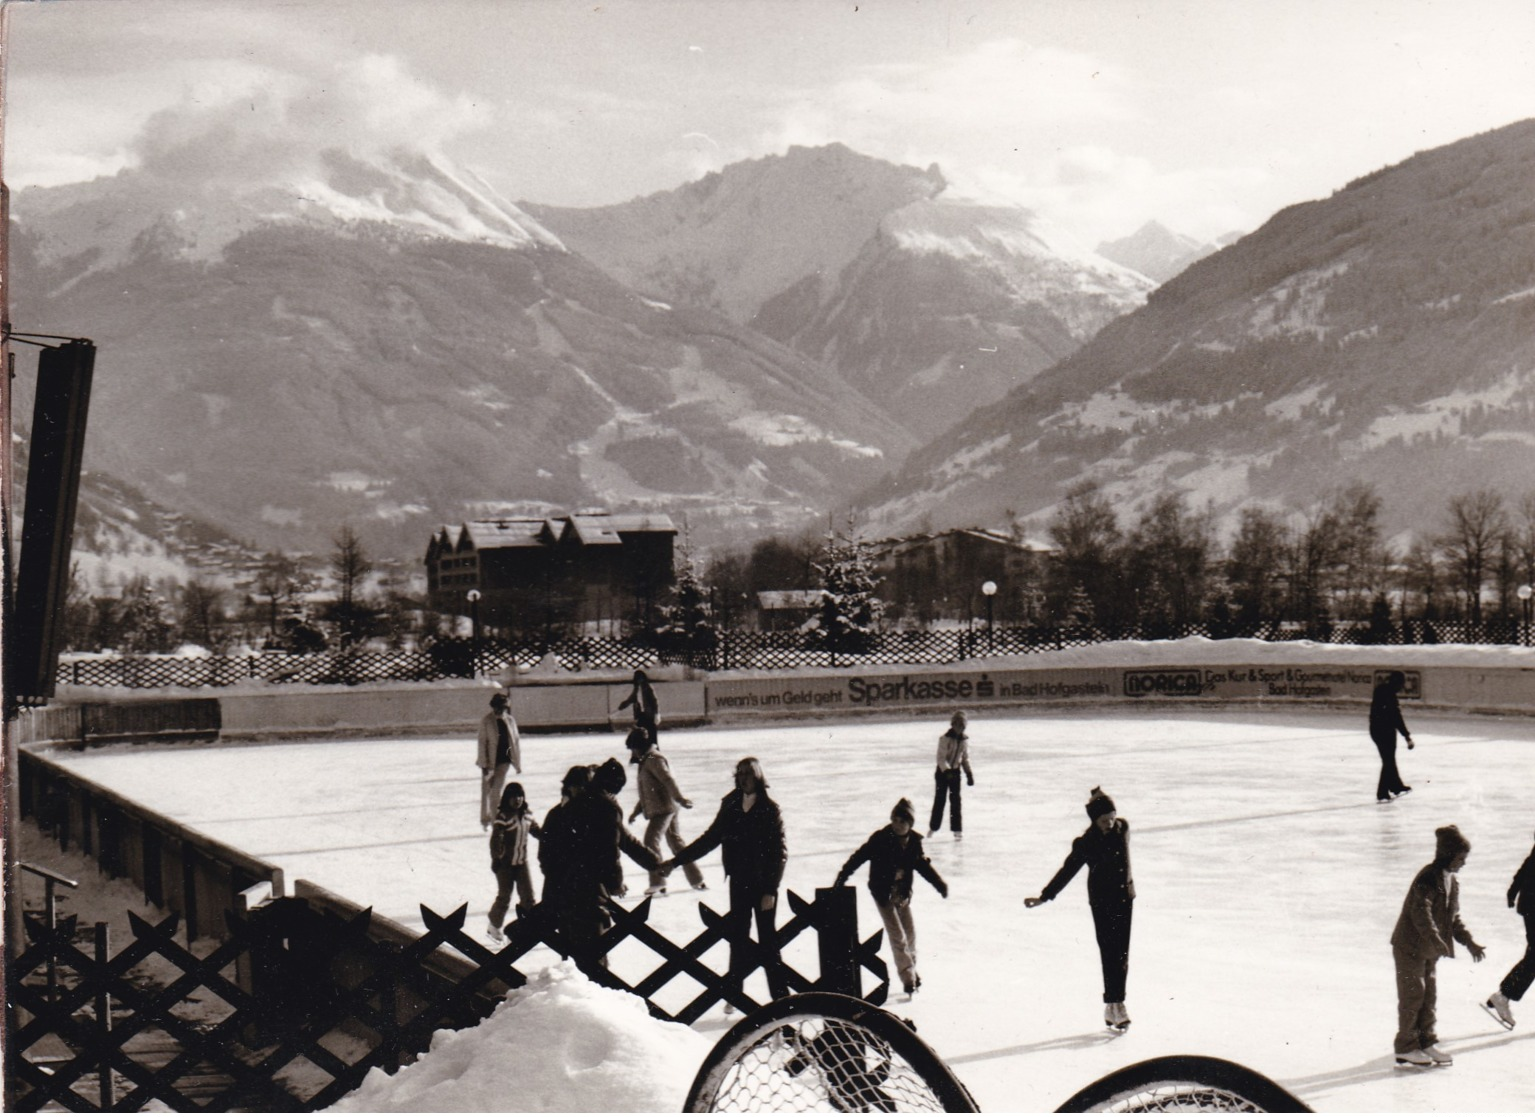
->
xmin=626 ymin=726 xmax=707 ymax=896
xmin=1390 ymin=824 xmax=1486 ymax=1067
xmin=1025 ymin=787 xmax=1135 ymax=1031
xmin=477 ymin=691 xmax=521 ymax=828
xmin=555 ymin=758 xmax=660 ymax=975
xmin=665 ymin=757 xmax=790 ymax=1006
xmin=618 ymin=668 xmax=660 ymax=743
xmin=1484 ymin=830 xmax=1535 ymax=1030
xmin=486 ymin=782 xmax=540 ymax=942
xmin=1370 ymin=670 xmax=1414 ymax=803
xmin=929 ymin=711 xmax=974 ymax=839
xmin=833 ymin=797 xmax=948 ymax=996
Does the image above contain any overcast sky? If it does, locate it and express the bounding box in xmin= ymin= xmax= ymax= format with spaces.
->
xmin=4 ymin=0 xmax=1534 ymax=245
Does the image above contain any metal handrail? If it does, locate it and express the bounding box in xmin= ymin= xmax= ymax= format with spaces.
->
xmin=19 ymin=861 xmax=79 ymax=1002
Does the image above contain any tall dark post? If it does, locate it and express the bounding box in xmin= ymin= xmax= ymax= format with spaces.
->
xmin=9 ymin=339 xmax=96 ymax=701
xmin=815 ymin=886 xmax=862 ymax=997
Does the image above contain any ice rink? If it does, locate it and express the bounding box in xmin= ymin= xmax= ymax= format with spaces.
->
xmin=45 ymin=706 xmax=1535 ymax=1112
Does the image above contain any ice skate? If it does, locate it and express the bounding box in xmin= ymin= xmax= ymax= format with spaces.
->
xmin=1106 ymin=1002 xmax=1130 ymax=1032
xmin=644 ymin=884 xmax=667 ymax=897
xmin=486 ymin=921 xmax=505 ymax=944
xmin=1483 ymin=992 xmax=1516 ymax=1030
xmin=1394 ymin=1049 xmax=1434 ymax=1068
xmin=1394 ymin=786 xmax=1413 ymax=798
xmin=1422 ymin=1044 xmax=1453 ymax=1066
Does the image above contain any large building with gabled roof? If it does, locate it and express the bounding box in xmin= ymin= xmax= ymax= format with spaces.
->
xmin=425 ymin=512 xmax=677 ymax=635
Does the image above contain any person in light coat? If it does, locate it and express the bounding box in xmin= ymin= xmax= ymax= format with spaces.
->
xmin=626 ymin=727 xmax=707 ymax=895
xmin=477 ymin=692 xmax=521 ymax=828
xmin=929 ymin=710 xmax=975 ymax=838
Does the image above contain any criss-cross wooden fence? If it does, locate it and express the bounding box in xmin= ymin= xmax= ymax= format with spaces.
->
xmin=5 ymin=886 xmax=886 ymax=1112
xmin=57 ymin=618 xmax=1523 ymax=691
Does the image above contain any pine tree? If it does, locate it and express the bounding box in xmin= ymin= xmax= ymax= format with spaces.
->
xmin=812 ymin=521 xmax=884 ymax=652
xmin=660 ymin=558 xmax=716 ymax=652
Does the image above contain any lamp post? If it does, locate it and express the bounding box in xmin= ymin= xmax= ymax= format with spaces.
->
xmin=982 ymin=580 xmax=997 ymax=654
xmin=466 ymin=588 xmax=482 ymax=677
xmin=1519 ymin=584 xmax=1532 ymax=647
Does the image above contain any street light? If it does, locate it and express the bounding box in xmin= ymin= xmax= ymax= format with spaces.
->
xmin=1519 ymin=584 xmax=1532 ymax=647
xmin=981 ymin=580 xmax=998 ymax=654
xmin=466 ymin=588 xmax=482 ymax=677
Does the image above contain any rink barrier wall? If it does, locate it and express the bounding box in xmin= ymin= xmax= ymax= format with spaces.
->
xmin=705 ymin=662 xmax=1535 ymax=718
xmin=15 ymin=662 xmax=1532 ymax=747
xmin=15 ymin=749 xmax=286 ymax=944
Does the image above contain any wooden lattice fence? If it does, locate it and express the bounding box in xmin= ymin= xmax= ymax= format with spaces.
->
xmin=5 ymin=887 xmax=886 ymax=1112
xmin=57 ymin=620 xmax=1524 ymax=691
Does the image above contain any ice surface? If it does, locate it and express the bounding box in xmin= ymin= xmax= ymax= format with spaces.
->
xmin=43 ymin=706 xmax=1535 ymax=1112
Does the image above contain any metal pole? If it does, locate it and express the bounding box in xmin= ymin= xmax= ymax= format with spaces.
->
xmin=95 ymin=922 xmax=114 ymax=1107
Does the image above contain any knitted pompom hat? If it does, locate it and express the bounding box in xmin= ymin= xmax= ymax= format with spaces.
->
xmin=1434 ymin=824 xmax=1471 ymax=861
xmin=1086 ymin=786 xmax=1117 ymax=820
xmin=892 ymin=798 xmax=917 ymax=824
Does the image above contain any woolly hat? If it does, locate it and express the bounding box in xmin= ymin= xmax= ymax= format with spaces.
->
xmin=594 ymin=757 xmax=628 ymax=794
xmin=891 ymin=798 xmax=916 ymax=824
xmin=1434 ymin=824 xmax=1471 ymax=861
xmin=1085 ymin=786 xmax=1117 ymax=821
xmin=489 ymin=691 xmax=508 ymax=708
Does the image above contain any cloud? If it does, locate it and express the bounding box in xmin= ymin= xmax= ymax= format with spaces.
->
xmin=129 ymin=54 xmax=491 ymax=188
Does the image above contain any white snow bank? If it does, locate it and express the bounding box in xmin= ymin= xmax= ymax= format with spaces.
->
xmin=325 ymin=961 xmax=711 ymax=1113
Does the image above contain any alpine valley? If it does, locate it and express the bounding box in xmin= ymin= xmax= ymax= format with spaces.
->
xmin=8 ymin=141 xmax=1149 ymax=569
xmin=862 ymin=119 xmax=1535 ymax=542
xmin=9 ymin=120 xmax=1535 ymax=580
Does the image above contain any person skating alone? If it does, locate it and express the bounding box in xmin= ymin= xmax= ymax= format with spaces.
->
xmin=486 ymin=782 xmax=540 ymax=942
xmin=477 ymin=691 xmax=522 ymax=829
xmin=664 ymin=757 xmax=790 ymax=1008
xmin=1390 ymin=824 xmax=1486 ymax=1067
xmin=834 ymin=797 xmax=948 ymax=997
xmin=929 ymin=711 xmax=975 ymax=840
xmin=1371 ymin=671 xmax=1415 ymax=803
xmin=1484 ymin=830 xmax=1535 ymax=1030
xmin=618 ymin=668 xmax=660 ymax=744
xmin=625 ymin=727 xmax=707 ymax=896
xmin=1025 ymin=787 xmax=1135 ymax=1031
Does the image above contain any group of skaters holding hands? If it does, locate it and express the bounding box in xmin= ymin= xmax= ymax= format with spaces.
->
xmin=477 ymin=671 xmax=1535 ymax=1064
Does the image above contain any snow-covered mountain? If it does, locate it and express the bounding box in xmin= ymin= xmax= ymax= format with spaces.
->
xmin=8 ymin=146 xmax=915 ymax=558
xmin=523 ymin=144 xmax=947 ymax=324
xmin=531 ymin=146 xmax=1151 ymax=442
xmin=862 ymin=119 xmax=1535 ymax=540
xmin=754 ymin=197 xmax=1153 ymax=439
xmin=1096 ymin=221 xmax=1221 ymax=285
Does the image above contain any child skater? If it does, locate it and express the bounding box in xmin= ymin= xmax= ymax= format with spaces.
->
xmin=1025 ymin=787 xmax=1135 ymax=1031
xmin=1390 ymin=824 xmax=1485 ymax=1067
xmin=1484 ymin=829 xmax=1535 ymax=1029
xmin=834 ymin=797 xmax=949 ymax=997
xmin=487 ymin=782 xmax=540 ymax=942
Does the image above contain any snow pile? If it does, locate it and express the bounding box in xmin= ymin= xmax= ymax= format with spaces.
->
xmin=326 ymin=961 xmax=711 ymax=1113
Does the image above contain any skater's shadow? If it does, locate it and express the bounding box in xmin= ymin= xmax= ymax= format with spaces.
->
xmin=1285 ymin=1029 xmax=1531 ymax=1097
xmin=947 ymin=1030 xmax=1121 ymax=1066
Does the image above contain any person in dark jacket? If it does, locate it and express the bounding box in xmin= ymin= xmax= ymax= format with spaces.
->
xmin=486 ymin=782 xmax=540 ymax=942
xmin=1484 ymin=830 xmax=1535 ymax=1029
xmin=554 ymin=757 xmax=660 ymax=974
xmin=1390 ymin=825 xmax=1485 ymax=1066
xmin=538 ymin=765 xmax=591 ymax=907
xmin=1025 ymin=787 xmax=1136 ymax=1030
xmin=665 ymin=756 xmax=789 ymax=1004
xmin=835 ymin=797 xmax=948 ymax=996
xmin=618 ymin=669 xmax=660 ymax=743
xmin=1370 ymin=671 xmax=1415 ymax=803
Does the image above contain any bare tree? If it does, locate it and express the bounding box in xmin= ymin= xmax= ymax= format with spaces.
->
xmin=1438 ymin=490 xmax=1508 ymax=626
xmin=1226 ymin=507 xmax=1289 ymax=629
xmin=252 ymin=551 xmax=312 ymax=637
xmin=1046 ymin=481 xmax=1124 ymax=626
xmin=329 ymin=526 xmax=375 ymax=649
